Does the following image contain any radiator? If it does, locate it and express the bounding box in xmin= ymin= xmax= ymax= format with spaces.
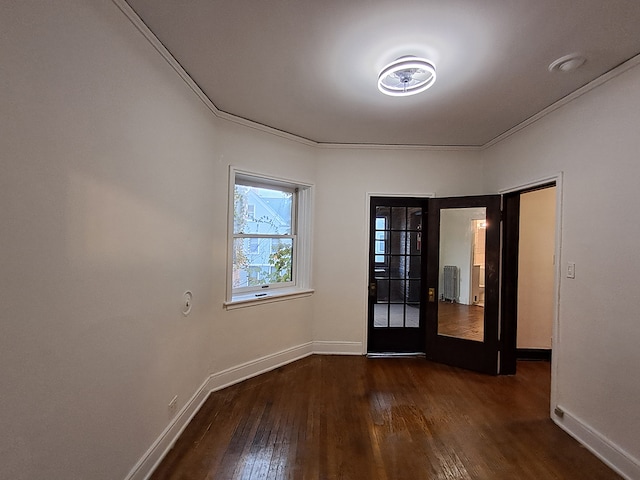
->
xmin=443 ymin=265 xmax=458 ymax=302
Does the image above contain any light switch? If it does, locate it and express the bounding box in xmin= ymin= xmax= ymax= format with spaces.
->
xmin=567 ymin=262 xmax=575 ymax=279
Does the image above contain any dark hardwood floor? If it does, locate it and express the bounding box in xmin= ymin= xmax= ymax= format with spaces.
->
xmin=438 ymin=302 xmax=484 ymax=342
xmin=151 ymin=356 xmax=619 ymax=480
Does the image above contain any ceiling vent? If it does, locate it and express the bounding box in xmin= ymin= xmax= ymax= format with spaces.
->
xmin=548 ymin=53 xmax=587 ymax=73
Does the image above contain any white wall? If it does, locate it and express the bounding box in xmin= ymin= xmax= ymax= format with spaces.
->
xmin=312 ymin=147 xmax=483 ymax=347
xmin=4 ymin=1 xmax=639 ymax=479
xmin=0 ymin=2 xmax=315 ymax=479
xmin=483 ymin=63 xmax=640 ymax=474
xmin=517 ymin=187 xmax=556 ymax=350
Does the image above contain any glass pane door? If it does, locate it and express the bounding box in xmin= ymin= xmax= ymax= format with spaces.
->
xmin=368 ymin=198 xmax=426 ymax=353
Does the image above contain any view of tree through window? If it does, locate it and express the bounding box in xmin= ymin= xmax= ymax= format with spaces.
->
xmin=233 ymin=182 xmax=294 ymax=289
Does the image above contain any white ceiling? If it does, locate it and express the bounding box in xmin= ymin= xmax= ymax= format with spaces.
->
xmin=125 ymin=0 xmax=640 ymax=147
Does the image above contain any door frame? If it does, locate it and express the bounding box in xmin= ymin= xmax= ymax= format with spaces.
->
xmin=363 ymin=176 xmax=562 ymax=381
xmin=498 ymin=172 xmax=563 ymax=394
xmin=362 ymin=192 xmax=434 ymax=353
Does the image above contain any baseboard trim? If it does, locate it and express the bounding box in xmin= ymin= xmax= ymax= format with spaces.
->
xmin=553 ymin=407 xmax=640 ymax=480
xmin=125 ymin=342 xmax=314 ymax=480
xmin=516 ymin=348 xmax=552 ymax=361
xmin=312 ymin=341 xmax=363 ymax=355
xmin=206 ymin=342 xmax=314 ymax=393
xmin=124 ymin=376 xmax=212 ymax=480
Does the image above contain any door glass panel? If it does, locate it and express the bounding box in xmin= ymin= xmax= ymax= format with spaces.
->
xmin=377 ymin=279 xmax=389 ymax=301
xmin=389 ymin=280 xmax=406 ymax=303
xmin=374 ymin=304 xmax=389 ymax=327
xmin=406 ymin=302 xmax=420 ymax=327
xmin=389 ymin=304 xmax=405 ymax=327
xmin=389 ymin=232 xmax=406 ymax=255
xmin=407 ymin=207 xmax=422 ymax=230
xmin=391 ymin=207 xmax=407 ymax=230
xmin=437 ymin=207 xmax=486 ymax=342
xmin=374 ymin=208 xmax=389 ymax=265
xmin=370 ymin=199 xmax=423 ymax=348
xmin=389 ymin=255 xmax=404 ymax=277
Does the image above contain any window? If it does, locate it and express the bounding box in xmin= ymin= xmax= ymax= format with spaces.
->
xmin=227 ymin=168 xmax=313 ymax=306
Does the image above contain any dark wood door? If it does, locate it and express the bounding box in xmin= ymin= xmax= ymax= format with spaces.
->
xmin=425 ymin=195 xmax=501 ymax=374
xmin=367 ymin=197 xmax=427 ymax=353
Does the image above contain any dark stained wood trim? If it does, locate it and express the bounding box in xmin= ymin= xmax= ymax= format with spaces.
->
xmin=500 ymin=192 xmax=520 ymax=375
xmin=500 ymin=182 xmax=556 ymax=375
xmin=517 ymin=348 xmax=552 ymax=361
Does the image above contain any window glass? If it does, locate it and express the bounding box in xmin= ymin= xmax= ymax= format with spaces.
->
xmin=234 ymin=185 xmax=292 ymax=235
xmin=233 ymin=238 xmax=293 ymax=288
xmin=230 ymin=171 xmax=310 ymax=300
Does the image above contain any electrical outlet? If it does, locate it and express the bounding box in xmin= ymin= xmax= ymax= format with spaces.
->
xmin=567 ymin=262 xmax=576 ymax=279
xmin=168 ymin=395 xmax=178 ymax=415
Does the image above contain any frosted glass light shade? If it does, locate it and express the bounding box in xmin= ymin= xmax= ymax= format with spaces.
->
xmin=378 ymin=56 xmax=436 ymax=97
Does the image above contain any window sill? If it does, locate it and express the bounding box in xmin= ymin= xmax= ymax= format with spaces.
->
xmin=224 ymin=288 xmax=315 ymax=310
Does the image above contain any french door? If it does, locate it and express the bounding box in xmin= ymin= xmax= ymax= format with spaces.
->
xmin=367 ymin=197 xmax=426 ymax=353
xmin=425 ymin=195 xmax=501 ymax=374
xmin=368 ymin=195 xmax=502 ymax=374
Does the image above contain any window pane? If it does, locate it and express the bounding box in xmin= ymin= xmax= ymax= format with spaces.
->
xmin=234 ymin=185 xmax=292 ymax=235
xmin=233 ymin=238 xmax=293 ymax=288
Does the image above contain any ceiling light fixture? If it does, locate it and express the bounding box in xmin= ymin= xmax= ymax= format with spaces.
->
xmin=378 ymin=56 xmax=436 ymax=97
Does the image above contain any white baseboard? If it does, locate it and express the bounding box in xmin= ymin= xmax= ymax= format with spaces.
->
xmin=553 ymin=407 xmax=640 ymax=480
xmin=124 ymin=376 xmax=212 ymax=480
xmin=206 ymin=342 xmax=314 ymax=393
xmin=125 ymin=342 xmax=314 ymax=480
xmin=129 ymin=346 xmax=640 ymax=480
xmin=312 ymin=340 xmax=363 ymax=355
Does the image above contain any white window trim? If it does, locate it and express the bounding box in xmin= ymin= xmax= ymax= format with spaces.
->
xmin=225 ymin=167 xmax=314 ymax=308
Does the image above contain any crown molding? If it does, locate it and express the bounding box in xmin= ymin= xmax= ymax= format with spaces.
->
xmin=115 ymin=1 xmax=640 ymax=153
xmin=316 ymin=142 xmax=481 ymax=151
xmin=482 ymin=53 xmax=640 ymax=150
xmin=112 ymin=0 xmax=317 ymax=148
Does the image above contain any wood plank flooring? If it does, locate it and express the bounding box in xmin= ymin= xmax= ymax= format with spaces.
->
xmin=438 ymin=302 xmax=484 ymax=342
xmin=150 ymin=356 xmax=619 ymax=480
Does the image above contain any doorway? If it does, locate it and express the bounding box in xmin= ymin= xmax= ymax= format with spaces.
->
xmin=501 ymin=182 xmax=557 ymax=374
xmin=367 ymin=197 xmax=426 ymax=353
xmin=367 ymin=195 xmax=502 ymax=374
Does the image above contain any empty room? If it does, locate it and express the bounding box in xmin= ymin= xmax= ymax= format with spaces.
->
xmin=2 ymin=1 xmax=640 ymax=479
